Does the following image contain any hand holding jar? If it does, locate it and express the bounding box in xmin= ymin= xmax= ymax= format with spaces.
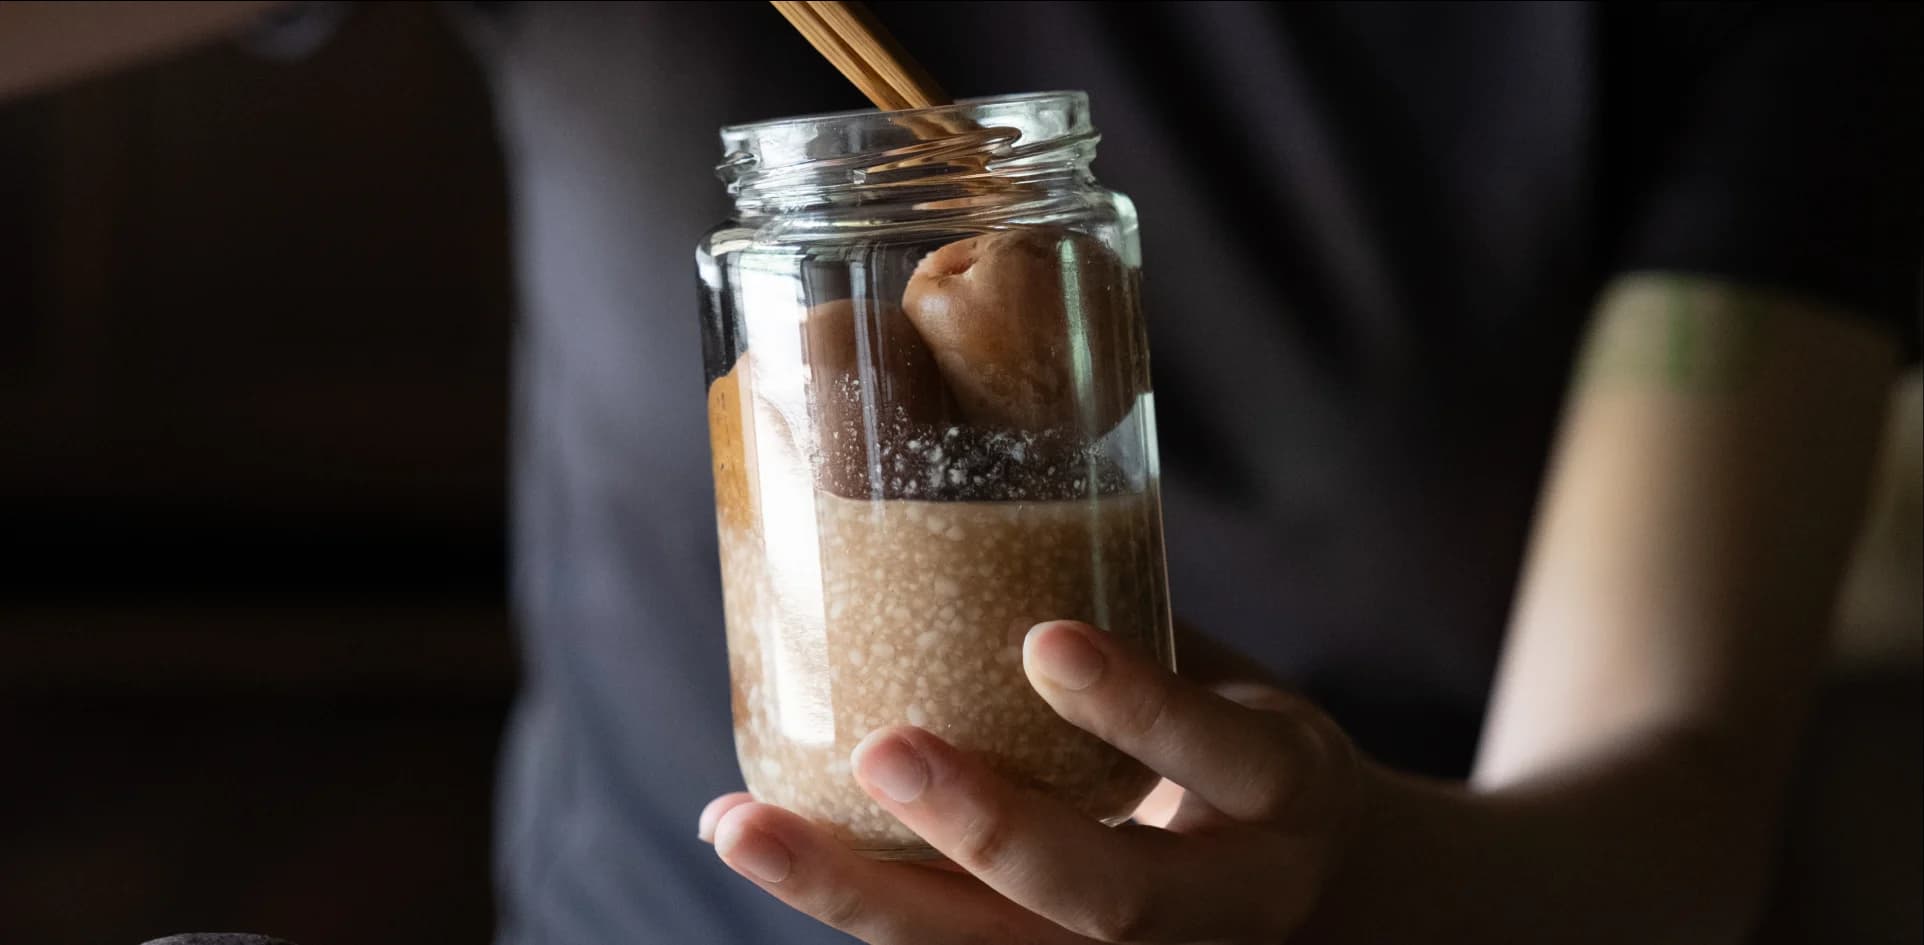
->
xmin=698 ymin=619 xmax=1367 ymax=945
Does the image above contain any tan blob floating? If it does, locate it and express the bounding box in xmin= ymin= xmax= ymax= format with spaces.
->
xmin=903 ymin=229 xmax=1143 ymax=437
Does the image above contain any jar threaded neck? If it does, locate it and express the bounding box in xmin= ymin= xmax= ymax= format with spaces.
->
xmin=718 ymin=91 xmax=1099 ymax=217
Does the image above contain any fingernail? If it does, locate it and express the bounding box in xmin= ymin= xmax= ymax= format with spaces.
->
xmin=714 ymin=818 xmax=792 ymax=884
xmin=853 ymin=732 xmax=929 ymax=804
xmin=1026 ymin=621 xmax=1105 ymax=690
xmin=697 ymin=797 xmax=734 ymax=843
xmin=1214 ymin=682 xmax=1295 ymax=713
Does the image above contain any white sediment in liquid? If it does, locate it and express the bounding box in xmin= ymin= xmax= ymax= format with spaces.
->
xmin=721 ymin=490 xmax=1169 ymax=853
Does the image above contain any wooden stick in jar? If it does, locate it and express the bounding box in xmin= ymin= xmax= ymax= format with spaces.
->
xmin=770 ymin=1 xmax=950 ymax=110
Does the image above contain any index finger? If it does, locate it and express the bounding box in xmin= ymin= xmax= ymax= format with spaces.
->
xmin=1023 ymin=621 xmax=1353 ymax=826
xmin=852 ymin=725 xmax=1297 ymax=943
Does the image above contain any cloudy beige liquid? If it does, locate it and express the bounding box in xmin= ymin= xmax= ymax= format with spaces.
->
xmin=720 ymin=489 xmax=1169 ymax=854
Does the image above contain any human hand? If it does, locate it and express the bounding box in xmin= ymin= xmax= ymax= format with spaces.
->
xmin=697 ymin=619 xmax=1365 ymax=944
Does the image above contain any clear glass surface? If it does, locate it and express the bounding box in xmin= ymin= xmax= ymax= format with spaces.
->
xmin=699 ymin=92 xmax=1172 ymax=857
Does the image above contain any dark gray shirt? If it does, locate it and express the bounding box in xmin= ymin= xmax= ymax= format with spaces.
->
xmin=466 ymin=3 xmax=1920 ymax=942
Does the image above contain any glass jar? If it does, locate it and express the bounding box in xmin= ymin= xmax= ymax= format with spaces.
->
xmin=697 ymin=91 xmax=1173 ymax=859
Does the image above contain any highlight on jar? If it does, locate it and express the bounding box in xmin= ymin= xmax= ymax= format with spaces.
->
xmin=698 ymin=92 xmax=1174 ymax=859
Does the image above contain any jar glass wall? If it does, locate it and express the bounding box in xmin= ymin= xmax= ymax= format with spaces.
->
xmin=698 ymin=92 xmax=1172 ymax=858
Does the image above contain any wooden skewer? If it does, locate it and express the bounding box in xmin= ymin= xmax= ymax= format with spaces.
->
xmin=770 ymin=1 xmax=906 ymax=110
xmin=807 ymin=2 xmax=949 ymax=108
xmin=770 ymin=1 xmax=951 ymax=111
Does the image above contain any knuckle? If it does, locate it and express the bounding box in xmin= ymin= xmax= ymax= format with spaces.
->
xmin=1241 ymin=762 xmax=1301 ymax=823
xmin=1316 ymin=716 xmax=1361 ymax=786
xmin=1244 ymin=710 xmax=1351 ymax=824
xmin=1110 ymin=676 xmax=1171 ymax=745
xmin=811 ymin=885 xmax=868 ymax=931
xmin=1079 ymin=888 xmax=1160 ymax=943
xmin=1290 ymin=711 xmax=1357 ymax=790
xmin=951 ymin=800 xmax=1018 ymax=874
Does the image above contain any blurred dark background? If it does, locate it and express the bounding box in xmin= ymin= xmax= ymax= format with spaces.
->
xmin=1 ymin=4 xmax=1918 ymax=945
xmin=1 ymin=5 xmax=509 ymax=942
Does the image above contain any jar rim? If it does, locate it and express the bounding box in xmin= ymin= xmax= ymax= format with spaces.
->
xmin=716 ymin=90 xmax=1097 ymax=215
xmin=718 ymin=90 xmax=1087 ymax=140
